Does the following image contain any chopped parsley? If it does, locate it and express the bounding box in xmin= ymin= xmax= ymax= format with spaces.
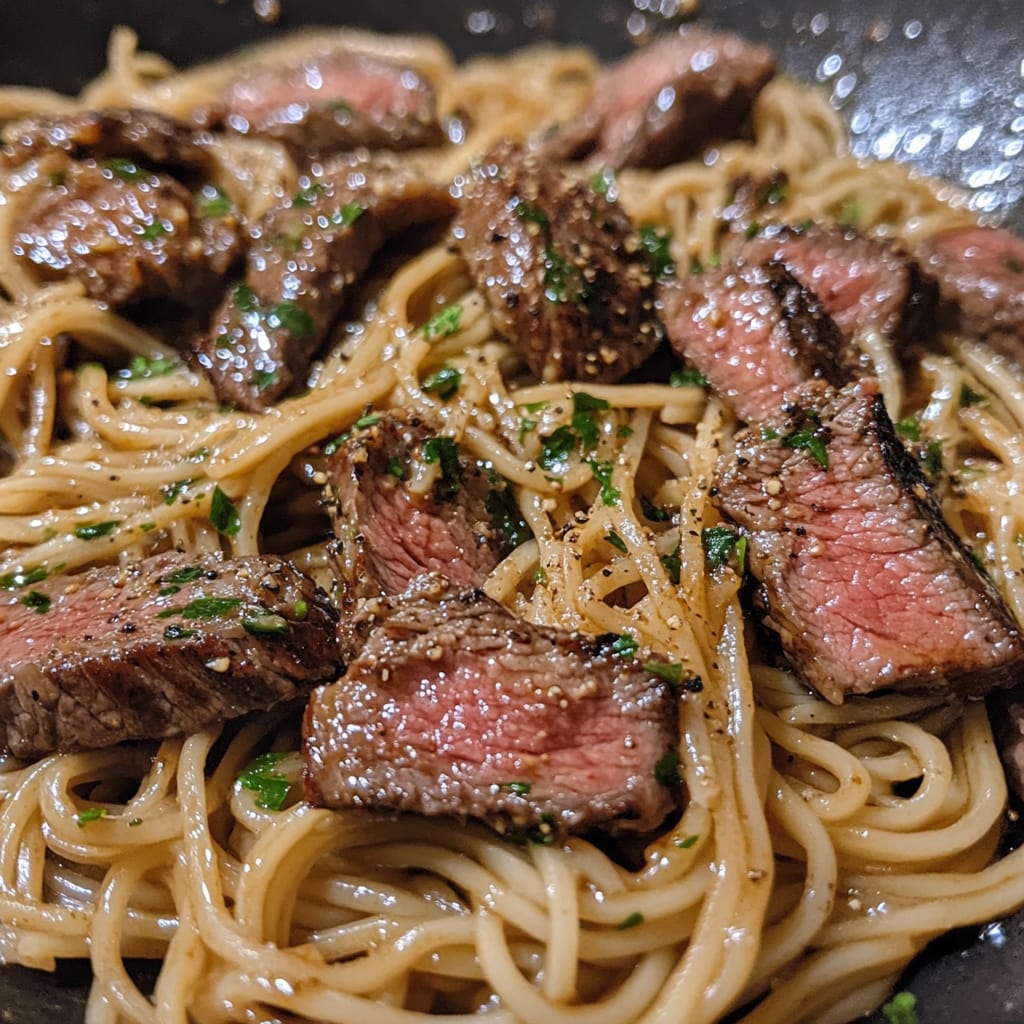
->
xmin=485 ymin=481 xmax=533 ymax=550
xmin=128 ymin=818 xmax=144 ymax=828
xmin=895 ymin=417 xmax=921 ymax=442
xmin=676 ymin=834 xmax=699 ymax=849
xmin=604 ymin=532 xmax=627 ymax=553
xmin=838 ymin=200 xmax=861 ymax=227
xmin=528 ymin=813 xmax=556 ymax=846
xmin=640 ymin=497 xmax=669 ymax=522
xmin=189 ymin=446 xmax=210 ymax=463
xmin=959 ymin=383 xmax=988 ymax=407
xmin=238 ymin=752 xmax=292 ymax=810
xmin=387 ymin=457 xmax=406 ymax=479
xmin=21 ymin=590 xmax=51 ymax=614
xmin=294 ymin=600 xmax=309 ymax=619
xmin=654 ymin=750 xmax=681 ymax=788
xmin=661 ymin=543 xmax=681 ymax=585
xmin=702 ymin=526 xmax=747 ymax=572
xmin=242 ymin=612 xmax=291 ymax=636
xmin=253 ymin=368 xmax=279 ymax=392
xmin=0 ymin=565 xmax=52 ymax=590
xmin=757 ymin=177 xmax=789 ymax=206
xmin=161 ymin=478 xmax=191 ymax=505
xmin=585 ymin=458 xmax=620 ymax=506
xmin=745 ymin=221 xmax=762 ymax=239
xmin=643 ymin=661 xmax=684 ymax=687
xmin=670 ymin=367 xmax=709 ymax=389
xmin=639 ymin=225 xmax=674 ymax=278
xmin=534 ymin=567 xmax=548 ymax=584
xmin=543 ymin=248 xmax=576 ymax=303
xmin=617 ymin=912 xmax=645 ymax=930
xmin=539 ymin=425 xmax=577 ymax=473
xmin=331 ymin=202 xmax=366 ymax=228
xmin=782 ymin=413 xmax=830 ymax=469
xmin=138 ymin=220 xmax=168 ymax=240
xmin=196 ymin=184 xmax=233 ymax=218
xmin=611 ymin=633 xmax=639 ymax=658
xmin=423 ymin=303 xmax=463 ymax=339
xmin=233 ymin=282 xmax=259 ymax=312
xmin=291 ymin=182 xmax=326 ymax=207
xmin=158 ymin=597 xmax=243 ymax=621
xmin=538 ymin=393 xmax=612 ymax=473
xmin=502 ymin=781 xmax=532 ymax=795
xmin=74 ymin=520 xmax=119 ymax=540
xmin=101 ymin=157 xmax=146 ymax=182
xmin=590 ymin=167 xmax=616 ymax=197
xmin=572 ymin=392 xmax=610 ymax=448
xmin=267 ymin=302 xmax=314 ymax=338
xmin=422 ymin=437 xmax=461 ymax=497
xmin=514 ymin=199 xmax=549 ymax=225
xmin=422 ymin=366 xmax=462 ymax=400
xmin=210 ymin=486 xmax=241 ymax=536
xmin=123 ymin=355 xmax=181 ymax=380
xmin=76 ymin=807 xmax=109 ymax=827
xmin=923 ymin=439 xmax=943 ymax=479
xmin=354 ymin=414 xmax=381 ymax=430
xmin=163 ymin=624 xmax=195 ymax=641
xmin=881 ymin=991 xmax=919 ymax=1024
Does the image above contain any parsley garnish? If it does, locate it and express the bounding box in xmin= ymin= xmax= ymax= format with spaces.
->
xmin=74 ymin=520 xmax=119 ymax=540
xmin=21 ymin=590 xmax=51 ymax=614
xmin=238 ymin=752 xmax=292 ymax=810
xmin=604 ymin=532 xmax=627 ymax=553
xmin=253 ymin=368 xmax=279 ymax=392
xmin=617 ymin=912 xmax=645 ymax=930
xmin=895 ymin=417 xmax=921 ymax=442
xmin=76 ymin=807 xmax=109 ymax=827
xmin=539 ymin=426 xmax=577 ymax=473
xmin=670 ymin=367 xmax=709 ymax=389
xmin=502 ymin=781 xmax=532 ymax=795
xmin=643 ymin=661 xmax=684 ymax=686
xmin=881 ymin=991 xmax=919 ymax=1024
xmin=485 ymin=481 xmax=533 ymax=550
xmin=585 ymin=459 xmax=620 ymax=506
xmin=163 ymin=624 xmax=195 ymax=641
xmin=387 ymin=456 xmax=406 ymax=479
xmin=0 ymin=565 xmax=51 ymax=590
xmin=534 ymin=567 xmax=548 ymax=584
xmin=124 ymin=355 xmax=180 ymax=380
xmin=267 ymin=302 xmax=314 ymax=338
xmin=782 ymin=413 xmax=829 ymax=469
xmin=242 ymin=612 xmax=290 ymax=636
xmin=959 ymin=383 xmax=988 ymax=407
xmin=331 ymin=202 xmax=366 ymax=228
xmin=423 ymin=303 xmax=463 ymax=339
xmin=514 ymin=199 xmax=549 ymax=225
xmin=572 ymin=392 xmax=609 ymax=448
xmin=661 ymin=543 xmax=681 ymax=585
xmin=640 ymin=497 xmax=669 ymax=522
xmin=543 ymin=248 xmax=576 ymax=303
xmin=702 ymin=526 xmax=746 ymax=571
xmin=291 ymin=182 xmax=326 ymax=207
xmin=675 ymin=835 xmax=699 ymax=849
xmin=757 ymin=178 xmax=789 ymax=206
xmin=157 ymin=597 xmax=242 ymax=621
xmin=923 ymin=439 xmax=943 ymax=479
xmin=139 ymin=221 xmax=168 ymax=240
xmin=639 ymin=225 xmax=674 ymax=278
xmin=422 ymin=366 xmax=462 ymax=400
xmin=611 ymin=633 xmax=638 ymax=658
xmin=422 ymin=437 xmax=461 ymax=496
xmin=196 ymin=183 xmax=233 ymax=218
xmin=590 ymin=167 xmax=616 ymax=197
xmin=838 ymin=200 xmax=861 ymax=227
xmin=654 ymin=750 xmax=681 ymax=788
xmin=101 ymin=158 xmax=146 ymax=182
xmin=161 ymin=478 xmax=191 ymax=505
xmin=210 ymin=486 xmax=241 ymax=536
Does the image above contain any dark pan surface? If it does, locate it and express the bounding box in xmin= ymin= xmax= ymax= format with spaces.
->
xmin=1 ymin=2 xmax=1022 ymax=1021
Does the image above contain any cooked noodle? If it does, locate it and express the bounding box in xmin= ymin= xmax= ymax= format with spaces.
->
xmin=0 ymin=26 xmax=1021 ymax=1024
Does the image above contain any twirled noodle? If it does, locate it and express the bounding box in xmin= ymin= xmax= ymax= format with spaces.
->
xmin=0 ymin=25 xmax=1022 ymax=1024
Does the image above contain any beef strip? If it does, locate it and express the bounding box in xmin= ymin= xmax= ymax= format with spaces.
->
xmin=212 ymin=49 xmax=444 ymax=158
xmin=659 ymin=259 xmax=855 ymax=422
xmin=734 ymin=224 xmax=938 ymax=344
xmin=0 ymin=108 xmax=214 ymax=174
xmin=452 ymin=140 xmax=663 ymax=383
xmin=11 ymin=159 xmax=244 ymax=309
xmin=324 ymin=411 xmax=509 ymax=613
xmin=715 ymin=377 xmax=1024 ymax=703
xmin=0 ymin=552 xmax=341 ymax=759
xmin=194 ymin=157 xmax=456 ymax=411
xmin=542 ymin=28 xmax=776 ymax=170
xmin=917 ymin=225 xmax=1024 ymax=365
xmin=303 ymin=577 xmax=679 ymax=836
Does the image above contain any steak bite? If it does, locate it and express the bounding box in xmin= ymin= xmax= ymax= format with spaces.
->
xmin=213 ymin=49 xmax=445 ymax=158
xmin=715 ymin=378 xmax=1024 ymax=703
xmin=0 ymin=553 xmax=342 ymax=760
xmin=659 ymin=260 xmax=854 ymax=423
xmin=452 ymin=140 xmax=663 ymax=383
xmin=543 ymin=28 xmax=776 ymax=170
xmin=324 ymin=411 xmax=510 ymax=609
xmin=195 ymin=158 xmax=456 ymax=411
xmin=12 ymin=159 xmax=244 ymax=309
xmin=303 ymin=580 xmax=679 ymax=836
xmin=917 ymin=225 xmax=1024 ymax=364
xmin=736 ymin=225 xmax=939 ymax=344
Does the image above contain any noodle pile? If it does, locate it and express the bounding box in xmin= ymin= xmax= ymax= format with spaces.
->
xmin=0 ymin=26 xmax=1022 ymax=1024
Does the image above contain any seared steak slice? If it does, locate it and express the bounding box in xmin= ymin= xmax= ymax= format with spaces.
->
xmin=452 ymin=140 xmax=663 ymax=383
xmin=0 ymin=553 xmax=341 ymax=759
xmin=303 ymin=580 xmax=679 ymax=836
xmin=918 ymin=225 xmax=1024 ymax=364
xmin=214 ymin=49 xmax=444 ymax=158
xmin=543 ymin=28 xmax=776 ymax=170
xmin=195 ymin=158 xmax=456 ymax=410
xmin=736 ymin=225 xmax=938 ymax=343
xmin=12 ymin=159 xmax=243 ymax=309
xmin=1 ymin=108 xmax=213 ymax=173
xmin=659 ymin=260 xmax=853 ymax=422
xmin=715 ymin=378 xmax=1024 ymax=703
xmin=325 ymin=411 xmax=507 ymax=609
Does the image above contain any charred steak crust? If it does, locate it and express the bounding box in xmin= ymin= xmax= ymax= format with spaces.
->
xmin=303 ymin=580 xmax=679 ymax=836
xmin=452 ymin=140 xmax=663 ymax=383
xmin=715 ymin=378 xmax=1024 ymax=703
xmin=0 ymin=553 xmax=342 ymax=759
xmin=324 ymin=411 xmax=502 ymax=613
xmin=659 ymin=259 xmax=854 ymax=423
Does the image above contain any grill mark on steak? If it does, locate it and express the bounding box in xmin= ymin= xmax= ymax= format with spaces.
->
xmin=11 ymin=159 xmax=244 ymax=310
xmin=324 ymin=411 xmax=507 ymax=614
xmin=0 ymin=553 xmax=342 ymax=759
xmin=452 ymin=140 xmax=663 ymax=383
xmin=735 ymin=224 xmax=939 ymax=345
xmin=917 ymin=225 xmax=1024 ymax=366
xmin=659 ymin=259 xmax=855 ymax=423
xmin=303 ymin=578 xmax=679 ymax=837
xmin=542 ymin=28 xmax=776 ymax=170
xmin=208 ymin=49 xmax=445 ymax=159
xmin=194 ymin=157 xmax=456 ymax=411
xmin=714 ymin=378 xmax=1024 ymax=703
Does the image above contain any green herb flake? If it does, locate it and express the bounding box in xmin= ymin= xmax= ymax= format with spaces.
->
xmin=881 ymin=991 xmax=919 ymax=1024
xmin=293 ymin=599 xmax=309 ymax=620
xmin=617 ymin=424 xmax=634 ymax=439
xmin=157 ymin=567 xmax=204 ymax=587
xmin=585 ymin=459 xmax=620 ymax=506
xmin=267 ymin=301 xmax=314 ymax=338
xmin=539 ymin=425 xmax=577 ymax=474
xmin=959 ymin=383 xmax=988 ymax=407
xmin=572 ymin=391 xmax=609 ymax=450
xmin=617 ymin=912 xmax=644 ymax=930
xmin=422 ymin=366 xmax=462 ymax=400
xmin=422 ymin=436 xmax=461 ymax=497
xmin=156 ymin=597 xmax=242 ymax=622
xmin=128 ymin=817 xmax=144 ymax=827
xmin=675 ymin=834 xmax=699 ymax=849
xmin=661 ymin=543 xmax=681 ymax=585
xmin=486 ymin=482 xmax=533 ymax=550
xmin=923 ymin=439 xmax=943 ymax=479
xmin=611 ymin=633 xmax=639 ymax=658
xmin=604 ymin=532 xmax=627 ymax=553
xmin=590 ymin=167 xmax=616 ymax=197
xmin=387 ymin=456 xmax=406 ymax=479
xmin=101 ymin=157 xmax=146 ymax=182
xmin=502 ymin=781 xmax=532 ymax=795
xmin=196 ymin=183 xmax=233 ymax=218
xmin=644 ymin=661 xmax=684 ymax=686
xmin=837 ymin=200 xmax=861 ymax=227
xmin=74 ymin=520 xmax=119 ymax=540
xmin=514 ymin=199 xmax=549 ymax=225
xmin=163 ymin=624 xmax=196 ymax=641
xmin=331 ymin=202 xmax=366 ymax=228
xmin=21 ymin=590 xmax=51 ymax=614
xmin=702 ymin=525 xmax=742 ymax=570
xmin=744 ymin=221 xmax=762 ymax=239
xmin=291 ymin=182 xmax=326 ymax=207
xmin=654 ymin=750 xmax=681 ymax=788
xmin=138 ymin=220 xmax=168 ymax=240
xmin=233 ymin=283 xmax=259 ymax=312
xmin=76 ymin=807 xmax=109 ymax=827
xmin=543 ymin=247 xmax=577 ymax=303
xmin=162 ymin=478 xmax=191 ymax=505
xmin=689 ymin=256 xmax=704 ymax=275
xmin=534 ymin=567 xmax=548 ymax=584
xmin=238 ymin=752 xmax=292 ymax=811
xmin=895 ymin=418 xmax=921 ymax=442
xmin=158 ymin=586 xmax=179 ymax=597
xmin=253 ymin=368 xmax=279 ymax=392
xmin=242 ymin=612 xmax=291 ymax=636
xmin=782 ymin=417 xmax=829 ymax=469
xmin=210 ymin=485 xmax=241 ymax=536
xmin=518 ymin=417 xmax=538 ymax=444
xmin=640 ymin=496 xmax=669 ymax=522
xmin=124 ymin=355 xmax=181 ymax=380
xmin=0 ymin=565 xmax=51 ymax=590
xmin=528 ymin=813 xmax=556 ymax=846
xmin=639 ymin=225 xmax=674 ymax=278
xmin=322 ymin=432 xmax=349 ymax=456
xmin=670 ymin=367 xmax=709 ymax=389
xmin=423 ymin=303 xmax=463 ymax=339
xmin=757 ymin=178 xmax=789 ymax=206
xmin=139 ymin=522 xmax=157 ymax=533
xmin=734 ymin=535 xmax=749 ymax=576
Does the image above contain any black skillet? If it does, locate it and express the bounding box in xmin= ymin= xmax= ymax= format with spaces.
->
xmin=1 ymin=2 xmax=1023 ymax=1021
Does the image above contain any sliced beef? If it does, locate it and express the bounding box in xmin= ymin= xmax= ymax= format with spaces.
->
xmin=212 ymin=49 xmax=444 ymax=158
xmin=715 ymin=378 xmax=1024 ymax=703
xmin=324 ymin=411 xmax=511 ymax=612
xmin=452 ymin=140 xmax=663 ymax=383
xmin=659 ymin=259 xmax=854 ymax=422
xmin=718 ymin=171 xmax=790 ymax=237
xmin=0 ymin=108 xmax=213 ymax=174
xmin=11 ymin=159 xmax=244 ymax=309
xmin=735 ymin=224 xmax=938 ymax=344
xmin=0 ymin=553 xmax=341 ymax=759
xmin=917 ymin=225 xmax=1024 ymax=365
xmin=303 ymin=579 xmax=679 ymax=836
xmin=543 ymin=28 xmax=776 ymax=170
xmin=195 ymin=157 xmax=456 ymax=410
